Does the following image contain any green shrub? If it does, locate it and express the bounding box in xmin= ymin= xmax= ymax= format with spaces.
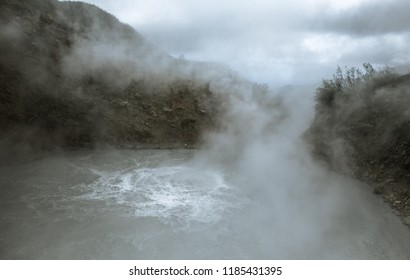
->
xmin=314 ymin=63 xmax=398 ymax=112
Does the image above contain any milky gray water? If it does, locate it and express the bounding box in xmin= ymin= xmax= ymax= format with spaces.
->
xmin=1 ymin=147 xmax=410 ymax=259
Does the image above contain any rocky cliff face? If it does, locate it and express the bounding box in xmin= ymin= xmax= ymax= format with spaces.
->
xmin=0 ymin=0 xmax=228 ymax=153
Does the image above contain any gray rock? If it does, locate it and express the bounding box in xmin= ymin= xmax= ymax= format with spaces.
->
xmin=403 ymin=216 xmax=410 ymax=226
xmin=373 ymin=185 xmax=384 ymax=195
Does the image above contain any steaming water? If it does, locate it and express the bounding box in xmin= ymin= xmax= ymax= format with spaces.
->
xmin=1 ymin=148 xmax=410 ymax=259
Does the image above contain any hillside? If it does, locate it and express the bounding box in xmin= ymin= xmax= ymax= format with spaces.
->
xmin=0 ymin=0 xmax=237 ymax=156
xmin=305 ymin=64 xmax=410 ymax=225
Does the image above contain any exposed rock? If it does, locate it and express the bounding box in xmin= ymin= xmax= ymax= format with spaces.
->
xmin=0 ymin=0 xmax=228 ymax=151
xmin=373 ymin=185 xmax=384 ymax=195
xmin=305 ymin=65 xmax=410 ymax=226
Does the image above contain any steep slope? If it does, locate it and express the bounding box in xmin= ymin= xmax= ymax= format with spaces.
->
xmin=305 ymin=65 xmax=410 ymax=224
xmin=0 ymin=0 xmax=223 ymax=153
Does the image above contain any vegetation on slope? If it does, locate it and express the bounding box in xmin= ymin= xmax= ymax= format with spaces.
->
xmin=305 ymin=64 xmax=410 ymax=224
xmin=0 ymin=0 xmax=228 ymax=154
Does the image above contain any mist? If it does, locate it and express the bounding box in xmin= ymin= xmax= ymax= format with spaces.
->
xmin=1 ymin=0 xmax=410 ymax=259
xmin=184 ymin=76 xmax=410 ymax=258
xmin=75 ymin=0 xmax=410 ymax=85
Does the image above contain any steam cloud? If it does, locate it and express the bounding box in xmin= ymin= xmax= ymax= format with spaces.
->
xmin=1 ymin=0 xmax=410 ymax=259
xmin=189 ymin=79 xmax=410 ymax=258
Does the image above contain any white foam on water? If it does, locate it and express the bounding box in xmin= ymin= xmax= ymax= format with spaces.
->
xmin=76 ymin=165 xmax=243 ymax=227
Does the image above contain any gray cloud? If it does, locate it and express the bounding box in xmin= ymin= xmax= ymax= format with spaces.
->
xmin=61 ymin=0 xmax=410 ymax=85
xmin=313 ymin=0 xmax=410 ymax=36
xmin=307 ymin=0 xmax=410 ymax=68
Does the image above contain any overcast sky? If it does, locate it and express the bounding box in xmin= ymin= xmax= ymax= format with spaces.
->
xmin=67 ymin=0 xmax=410 ymax=86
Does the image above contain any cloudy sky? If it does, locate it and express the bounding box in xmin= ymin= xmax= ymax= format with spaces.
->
xmin=69 ymin=0 xmax=410 ymax=86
